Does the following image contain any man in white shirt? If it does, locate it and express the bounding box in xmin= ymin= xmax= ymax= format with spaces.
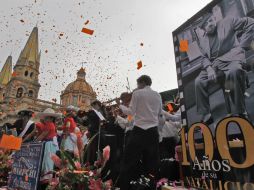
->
xmin=119 ymin=75 xmax=163 ymax=190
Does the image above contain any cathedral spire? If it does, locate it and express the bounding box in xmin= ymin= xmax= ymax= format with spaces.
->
xmin=0 ymin=56 xmax=12 ymax=85
xmin=18 ymin=27 xmax=39 ymax=64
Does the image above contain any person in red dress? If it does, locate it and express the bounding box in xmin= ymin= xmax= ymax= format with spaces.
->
xmin=35 ymin=108 xmax=62 ymax=183
xmin=61 ymin=105 xmax=81 ymax=159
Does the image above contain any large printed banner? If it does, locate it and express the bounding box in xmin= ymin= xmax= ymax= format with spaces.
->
xmin=173 ymin=0 xmax=254 ymax=189
xmin=8 ymin=142 xmax=44 ymax=190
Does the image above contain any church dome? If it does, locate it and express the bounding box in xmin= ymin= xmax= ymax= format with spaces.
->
xmin=62 ymin=67 xmax=96 ymax=96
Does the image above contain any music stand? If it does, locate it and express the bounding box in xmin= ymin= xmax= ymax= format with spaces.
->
xmin=92 ymin=108 xmax=106 ymax=160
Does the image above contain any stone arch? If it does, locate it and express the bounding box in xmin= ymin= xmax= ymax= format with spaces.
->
xmin=28 ymin=90 xmax=34 ymax=97
xmin=16 ymin=87 xmax=24 ymax=98
xmin=24 ymin=70 xmax=29 ymax=77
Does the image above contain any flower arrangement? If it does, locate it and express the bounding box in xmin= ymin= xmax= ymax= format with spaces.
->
xmin=0 ymin=149 xmax=13 ymax=187
xmin=47 ymin=146 xmax=112 ymax=190
xmin=156 ymin=178 xmax=168 ymax=189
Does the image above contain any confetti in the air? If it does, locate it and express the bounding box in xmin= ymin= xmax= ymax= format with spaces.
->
xmin=12 ymin=72 xmax=18 ymax=77
xmin=84 ymin=20 xmax=89 ymax=25
xmin=179 ymin=39 xmax=188 ymax=52
xmin=167 ymin=103 xmax=173 ymax=112
xmin=137 ymin=60 xmax=142 ymax=70
xmin=81 ymin=27 xmax=94 ymax=35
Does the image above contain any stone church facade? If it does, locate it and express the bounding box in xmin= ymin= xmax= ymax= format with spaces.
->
xmin=0 ymin=27 xmax=96 ymax=125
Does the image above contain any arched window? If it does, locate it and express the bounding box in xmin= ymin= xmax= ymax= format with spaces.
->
xmin=28 ymin=90 xmax=33 ymax=97
xmin=30 ymin=72 xmax=34 ymax=78
xmin=73 ymin=95 xmax=78 ymax=106
xmin=24 ymin=71 xmax=28 ymax=77
xmin=16 ymin=88 xmax=23 ymax=98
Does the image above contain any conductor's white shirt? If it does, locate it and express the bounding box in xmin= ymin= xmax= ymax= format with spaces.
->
xmin=120 ymin=86 xmax=163 ymax=130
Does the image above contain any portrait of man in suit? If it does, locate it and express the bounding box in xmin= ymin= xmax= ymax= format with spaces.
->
xmin=194 ymin=12 xmax=254 ymax=124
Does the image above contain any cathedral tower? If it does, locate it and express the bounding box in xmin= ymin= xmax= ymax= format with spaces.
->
xmin=4 ymin=27 xmax=41 ymax=102
xmin=0 ymin=55 xmax=12 ymax=101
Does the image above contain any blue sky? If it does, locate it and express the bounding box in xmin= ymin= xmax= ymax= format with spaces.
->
xmin=0 ymin=0 xmax=211 ymax=102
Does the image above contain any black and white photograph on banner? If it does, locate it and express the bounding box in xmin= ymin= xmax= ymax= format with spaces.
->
xmin=175 ymin=0 xmax=254 ymax=134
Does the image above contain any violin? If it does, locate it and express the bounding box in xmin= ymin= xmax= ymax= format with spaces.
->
xmin=77 ymin=110 xmax=88 ymax=118
xmin=120 ymin=92 xmax=132 ymax=106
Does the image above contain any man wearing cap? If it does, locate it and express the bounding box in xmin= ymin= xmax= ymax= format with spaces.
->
xmin=195 ymin=13 xmax=254 ymax=123
xmin=9 ymin=110 xmax=35 ymax=141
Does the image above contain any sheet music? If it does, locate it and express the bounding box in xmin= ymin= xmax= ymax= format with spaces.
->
xmin=92 ymin=108 xmax=106 ymax=121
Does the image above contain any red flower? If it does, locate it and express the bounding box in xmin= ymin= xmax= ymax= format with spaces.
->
xmin=89 ymin=171 xmax=94 ymax=177
xmin=156 ymin=178 xmax=168 ymax=188
xmin=49 ymin=177 xmax=59 ymax=189
xmin=89 ymin=178 xmax=102 ymax=190
xmin=74 ymin=161 xmax=82 ymax=170
xmin=74 ymin=148 xmax=80 ymax=158
xmin=102 ymin=146 xmax=110 ymax=164
xmin=51 ymin=154 xmax=62 ymax=168
xmin=77 ymin=133 xmax=84 ymax=155
xmin=104 ymin=179 xmax=113 ymax=190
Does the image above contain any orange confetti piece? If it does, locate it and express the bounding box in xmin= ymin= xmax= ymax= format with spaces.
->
xmin=84 ymin=20 xmax=89 ymax=25
xmin=167 ymin=103 xmax=174 ymax=112
xmin=20 ymin=19 xmax=24 ymax=23
xmin=127 ymin=115 xmax=132 ymax=122
xmin=25 ymin=175 xmax=29 ymax=182
xmin=179 ymin=40 xmax=188 ymax=52
xmin=81 ymin=28 xmax=94 ymax=35
xmin=12 ymin=72 xmax=18 ymax=77
xmin=0 ymin=134 xmax=22 ymax=150
xmin=137 ymin=60 xmax=142 ymax=70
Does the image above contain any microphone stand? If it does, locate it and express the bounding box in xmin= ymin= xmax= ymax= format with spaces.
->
xmin=93 ymin=107 xmax=106 ymax=161
xmin=97 ymin=122 xmax=102 ymax=160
